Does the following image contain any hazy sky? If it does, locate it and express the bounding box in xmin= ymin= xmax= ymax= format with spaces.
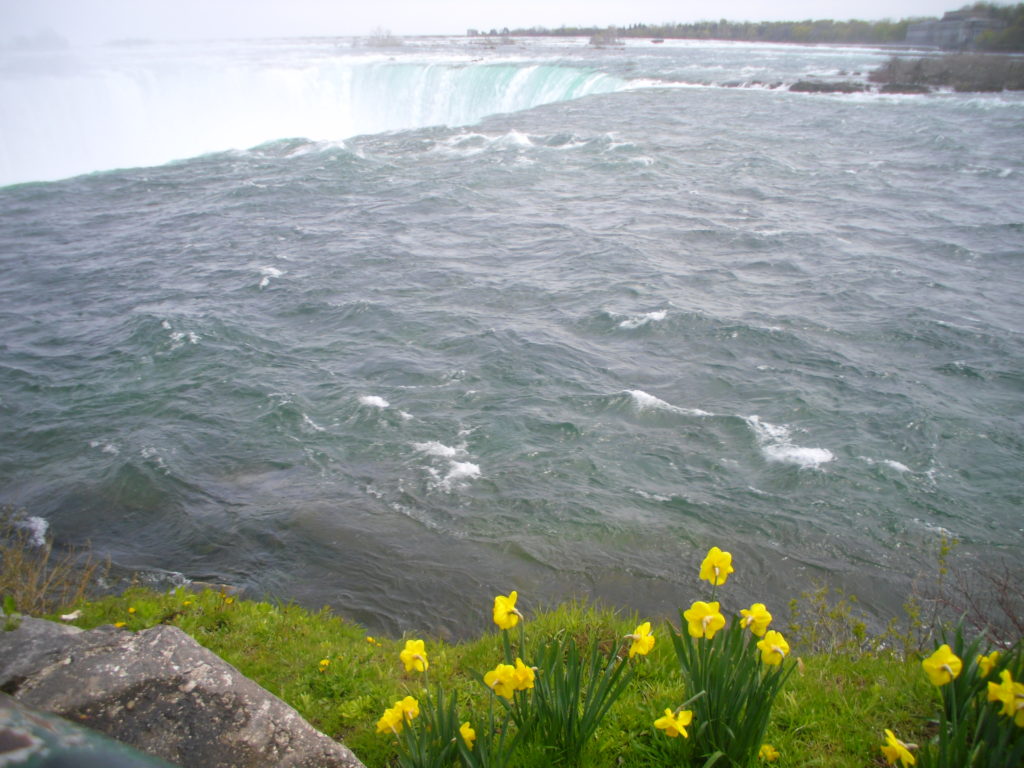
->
xmin=3 ymin=0 xmax=981 ymax=46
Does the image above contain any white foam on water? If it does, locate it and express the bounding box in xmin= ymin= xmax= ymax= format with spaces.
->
xmin=392 ymin=500 xmax=443 ymax=531
xmin=168 ymin=331 xmax=200 ymax=347
xmin=434 ymin=126 xmax=618 ymax=161
xmin=915 ymin=518 xmax=954 ymax=538
xmin=627 ymin=389 xmax=712 ymax=417
xmin=628 ymin=389 xmax=673 ymax=410
xmin=618 ymin=310 xmax=667 ymax=329
xmin=859 ymin=456 xmax=912 ymax=473
xmin=440 ymin=460 xmax=481 ymax=490
xmin=500 ymin=129 xmax=535 ymax=148
xmin=359 ymin=395 xmax=389 ymax=408
xmin=417 ymin=437 xmax=480 ymax=491
xmin=162 ymin=320 xmax=200 ymax=349
xmin=89 ymin=439 xmax=120 ymax=455
xmin=547 ymin=136 xmax=592 ymax=151
xmin=747 ymin=415 xmax=833 ymax=469
xmin=413 ymin=441 xmax=465 ymax=458
xmin=884 ymin=460 xmax=911 ymax=473
xmin=632 ymin=488 xmax=672 ymax=503
xmin=762 ymin=444 xmax=835 ymax=468
xmin=19 ymin=516 xmax=49 ymax=548
xmin=140 ymin=446 xmax=169 ymax=473
xmin=302 ymin=413 xmax=326 ymax=432
xmin=258 ymin=265 xmax=284 ymax=289
xmin=431 ymin=132 xmax=489 ymax=157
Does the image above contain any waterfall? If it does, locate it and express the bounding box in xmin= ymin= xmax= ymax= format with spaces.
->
xmin=0 ymin=43 xmax=627 ymax=185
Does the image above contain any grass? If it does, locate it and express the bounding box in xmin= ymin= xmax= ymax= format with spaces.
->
xmin=8 ymin=516 xmax=1010 ymax=767
xmin=50 ymin=586 xmax=936 ymax=768
xmin=1 ymin=505 xmax=108 ymax=617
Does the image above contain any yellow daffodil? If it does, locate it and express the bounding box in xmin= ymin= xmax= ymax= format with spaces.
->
xmin=183 ymin=600 xmax=192 ymax=607
xmin=484 ymin=663 xmax=517 ymax=699
xmin=513 ymin=657 xmax=536 ymax=691
xmin=375 ymin=695 xmax=421 ymax=735
xmin=683 ymin=601 xmax=726 ymax=639
xmin=114 ymin=621 xmax=127 ymax=628
xmin=493 ymin=590 xmax=522 ymax=630
xmin=318 ymin=658 xmax=330 ymax=672
xmin=922 ymin=644 xmax=962 ymax=686
xmin=397 ymin=695 xmax=420 ymax=721
xmin=880 ymin=728 xmax=916 ymax=766
xmin=977 ymin=650 xmax=1000 ymax=678
xmin=366 ymin=636 xmax=376 ymax=645
xmin=654 ymin=708 xmax=693 ymax=738
xmin=400 ymin=638 xmax=429 ymax=673
xmin=376 ymin=705 xmax=404 ymax=735
xmin=627 ymin=621 xmax=656 ymax=658
xmin=224 ymin=596 xmax=235 ymax=605
xmin=460 ymin=721 xmax=476 ymax=749
xmin=740 ymin=603 xmax=773 ymax=637
xmin=987 ymin=669 xmax=1024 ymax=727
xmin=757 ymin=630 xmax=790 ymax=666
xmin=758 ymin=743 xmax=780 ymax=762
xmin=699 ymin=546 xmax=734 ymax=586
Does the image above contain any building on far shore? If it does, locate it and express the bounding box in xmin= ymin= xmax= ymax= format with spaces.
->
xmin=905 ymin=9 xmax=1005 ymax=49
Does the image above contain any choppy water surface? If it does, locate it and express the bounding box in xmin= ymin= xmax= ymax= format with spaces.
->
xmin=1 ymin=37 xmax=1022 ymax=637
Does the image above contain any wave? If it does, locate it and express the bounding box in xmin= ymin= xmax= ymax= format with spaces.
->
xmin=746 ymin=415 xmax=834 ymax=469
xmin=626 ymin=389 xmax=712 ymax=417
xmin=618 ymin=310 xmax=668 ymax=329
xmin=415 ymin=440 xmax=480 ymax=491
xmin=0 ymin=46 xmax=628 ymax=186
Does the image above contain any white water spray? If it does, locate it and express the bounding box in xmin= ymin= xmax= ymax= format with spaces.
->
xmin=0 ymin=42 xmax=627 ymax=185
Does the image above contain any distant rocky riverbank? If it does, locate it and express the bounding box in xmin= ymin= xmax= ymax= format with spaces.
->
xmin=783 ymin=52 xmax=1024 ymax=93
xmin=869 ymin=52 xmax=1024 ymax=91
xmin=716 ymin=52 xmax=1024 ymax=94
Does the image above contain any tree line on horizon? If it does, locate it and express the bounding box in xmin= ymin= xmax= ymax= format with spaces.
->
xmin=497 ymin=3 xmax=1024 ymax=50
xmin=509 ymin=18 xmax=913 ymax=44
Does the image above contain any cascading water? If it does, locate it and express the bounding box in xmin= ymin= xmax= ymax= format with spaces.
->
xmin=0 ymin=42 xmax=627 ymax=186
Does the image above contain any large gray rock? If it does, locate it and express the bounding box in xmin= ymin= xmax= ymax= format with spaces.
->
xmin=1 ymin=693 xmax=179 ymax=767
xmin=0 ymin=618 xmax=364 ymax=768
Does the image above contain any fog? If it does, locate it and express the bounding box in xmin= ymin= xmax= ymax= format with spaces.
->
xmin=4 ymin=0 xmax=966 ymax=47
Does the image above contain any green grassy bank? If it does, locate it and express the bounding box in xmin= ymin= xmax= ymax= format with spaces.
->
xmin=48 ymin=586 xmax=937 ymax=768
xmin=5 ymin=505 xmax=1021 ymax=767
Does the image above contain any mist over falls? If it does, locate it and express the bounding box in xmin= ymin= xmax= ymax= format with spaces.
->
xmin=0 ymin=40 xmax=627 ymax=186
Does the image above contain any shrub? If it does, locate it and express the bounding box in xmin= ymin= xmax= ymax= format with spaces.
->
xmin=0 ymin=505 xmax=108 ymax=616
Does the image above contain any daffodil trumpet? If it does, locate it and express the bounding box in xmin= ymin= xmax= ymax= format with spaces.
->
xmin=624 ymin=621 xmax=655 ymax=659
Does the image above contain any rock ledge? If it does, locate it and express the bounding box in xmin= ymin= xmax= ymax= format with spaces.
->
xmin=0 ymin=616 xmax=364 ymax=768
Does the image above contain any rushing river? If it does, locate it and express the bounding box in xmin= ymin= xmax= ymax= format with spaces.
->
xmin=1 ymin=36 xmax=1021 ymax=637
